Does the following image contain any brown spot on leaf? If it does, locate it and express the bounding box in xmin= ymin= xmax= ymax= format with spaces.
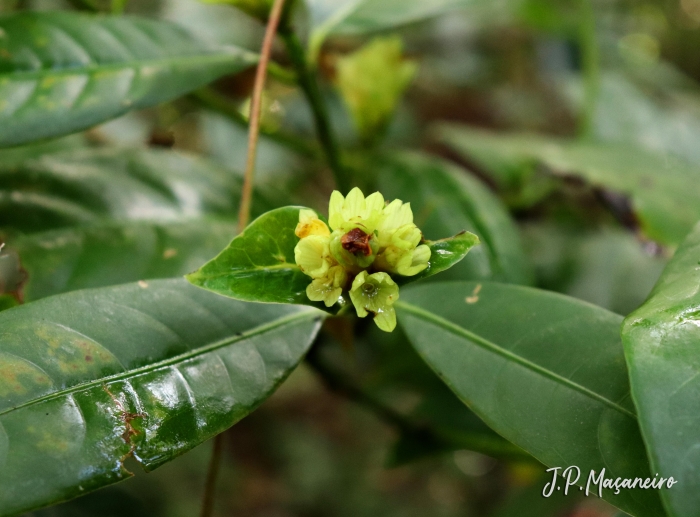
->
xmin=103 ymin=385 xmax=146 ymax=472
xmin=341 ymin=228 xmax=372 ymax=256
xmin=85 ymin=355 xmax=93 ymax=362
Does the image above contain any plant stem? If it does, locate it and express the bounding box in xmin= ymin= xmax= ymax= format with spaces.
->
xmin=191 ymin=88 xmax=318 ymax=159
xmin=280 ymin=30 xmax=352 ymax=193
xmin=65 ymin=0 xmax=101 ymax=11
xmin=111 ymin=0 xmax=128 ymax=14
xmin=578 ymin=0 xmax=600 ymax=140
xmin=237 ymin=0 xmax=288 ymax=232
xmin=199 ymin=434 xmax=224 ymax=517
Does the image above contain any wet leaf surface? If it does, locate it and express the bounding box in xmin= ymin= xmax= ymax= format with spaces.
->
xmin=0 ymin=278 xmax=322 ymax=516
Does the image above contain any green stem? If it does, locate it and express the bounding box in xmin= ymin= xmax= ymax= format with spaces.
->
xmin=65 ymin=0 xmax=101 ymax=11
xmin=578 ymin=0 xmax=600 ymax=140
xmin=280 ymin=30 xmax=352 ymax=193
xmin=191 ymin=88 xmax=318 ymax=159
xmin=111 ymin=0 xmax=128 ymax=14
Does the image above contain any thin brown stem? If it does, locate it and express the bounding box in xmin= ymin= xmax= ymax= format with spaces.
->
xmin=237 ymin=0 xmax=288 ymax=232
xmin=200 ymin=433 xmax=224 ymax=517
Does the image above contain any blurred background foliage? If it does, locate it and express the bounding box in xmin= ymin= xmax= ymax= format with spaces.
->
xmin=5 ymin=0 xmax=700 ymax=514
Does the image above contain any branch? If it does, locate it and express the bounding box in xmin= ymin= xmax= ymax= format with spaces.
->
xmin=237 ymin=0 xmax=288 ymax=232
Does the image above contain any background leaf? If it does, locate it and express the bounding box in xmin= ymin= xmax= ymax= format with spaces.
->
xmin=436 ymin=124 xmax=700 ymax=246
xmin=0 ymin=278 xmax=322 ymax=516
xmin=0 ymin=147 xmax=272 ymax=302
xmin=10 ymin=220 xmax=237 ymax=302
xmin=305 ymin=0 xmax=489 ymax=62
xmin=622 ymin=221 xmax=700 ymax=517
xmin=0 ymin=147 xmax=255 ymax=234
xmin=0 ymin=12 xmax=256 ymax=147
xmin=396 ymin=281 xmax=666 ymax=517
xmin=377 ymin=152 xmax=533 ymax=285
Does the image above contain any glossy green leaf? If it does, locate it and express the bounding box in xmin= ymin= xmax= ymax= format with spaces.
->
xmin=0 ymin=147 xmax=262 ymax=234
xmin=622 ymin=221 xmax=700 ymax=517
xmin=306 ymin=0 xmax=487 ymax=62
xmin=377 ymin=152 xmax=533 ymax=285
xmin=395 ymin=231 xmax=480 ymax=286
xmin=0 ymin=12 xmax=256 ymax=147
xmin=396 ymin=281 xmax=666 ymax=516
xmin=436 ymin=124 xmax=700 ymax=246
xmin=0 ymin=278 xmax=323 ymax=516
xmin=8 ymin=219 xmax=237 ymax=302
xmin=186 ymin=206 xmax=320 ymax=307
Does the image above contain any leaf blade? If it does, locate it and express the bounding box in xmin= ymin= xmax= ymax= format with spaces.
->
xmin=377 ymin=152 xmax=533 ymax=284
xmin=437 ymin=124 xmax=700 ymax=246
xmin=622 ymin=221 xmax=700 ymax=517
xmin=0 ymin=278 xmax=322 ymax=516
xmin=0 ymin=12 xmax=256 ymax=147
xmin=396 ymin=281 xmax=666 ymax=517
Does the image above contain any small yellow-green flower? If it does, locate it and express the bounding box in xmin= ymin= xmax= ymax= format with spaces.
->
xmin=349 ymin=272 xmax=399 ymax=332
xmin=294 ymin=188 xmax=431 ymax=331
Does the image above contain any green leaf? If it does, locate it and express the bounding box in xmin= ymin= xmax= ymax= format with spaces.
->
xmin=436 ymin=124 xmax=700 ymax=246
xmin=523 ymin=224 xmax=667 ymax=316
xmin=395 ymin=231 xmax=480 ymax=286
xmin=186 ymin=206 xmax=321 ymax=307
xmin=622 ymin=221 xmax=700 ymax=517
xmin=377 ymin=152 xmax=533 ymax=285
xmin=396 ymin=281 xmax=666 ymax=517
xmin=0 ymin=147 xmax=261 ymax=234
xmin=0 ymin=12 xmax=256 ymax=147
xmin=306 ymin=0 xmax=486 ymax=62
xmin=7 ymin=219 xmax=237 ymax=302
xmin=0 ymin=278 xmax=322 ymax=516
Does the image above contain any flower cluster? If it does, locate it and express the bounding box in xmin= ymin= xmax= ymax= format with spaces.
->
xmin=294 ymin=188 xmax=430 ymax=332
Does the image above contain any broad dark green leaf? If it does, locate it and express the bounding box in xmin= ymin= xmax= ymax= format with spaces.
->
xmin=0 ymin=147 xmax=261 ymax=234
xmin=187 ymin=205 xmax=477 ymax=310
xmin=8 ymin=219 xmax=237 ymax=302
xmin=377 ymin=152 xmax=533 ymax=285
xmin=622 ymin=221 xmax=700 ymax=517
xmin=0 ymin=12 xmax=256 ymax=147
xmin=436 ymin=124 xmax=700 ymax=246
xmin=396 ymin=281 xmax=666 ymax=517
xmin=0 ymin=278 xmax=323 ymax=516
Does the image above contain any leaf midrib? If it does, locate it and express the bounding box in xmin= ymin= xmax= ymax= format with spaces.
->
xmin=1 ymin=51 xmax=254 ymax=83
xmin=0 ymin=308 xmax=320 ymax=417
xmin=395 ymin=300 xmax=637 ymax=420
xmin=193 ymin=262 xmax=300 ymax=279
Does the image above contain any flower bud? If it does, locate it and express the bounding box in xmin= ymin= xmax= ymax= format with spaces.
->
xmin=335 ymin=36 xmax=417 ymax=143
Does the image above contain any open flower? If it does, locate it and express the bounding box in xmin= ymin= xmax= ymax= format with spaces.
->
xmin=293 ymin=188 xmax=432 ymax=331
xmin=328 ymin=188 xmax=385 ymax=234
xmin=349 ymin=271 xmax=399 ymax=332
